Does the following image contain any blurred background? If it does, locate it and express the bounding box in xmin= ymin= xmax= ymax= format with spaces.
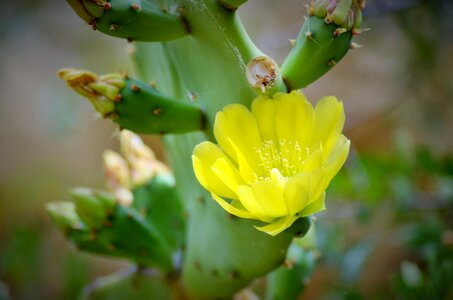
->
xmin=0 ymin=0 xmax=452 ymax=299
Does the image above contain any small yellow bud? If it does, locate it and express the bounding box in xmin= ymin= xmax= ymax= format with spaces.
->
xmin=120 ymin=130 xmax=168 ymax=186
xmin=103 ymin=150 xmax=130 ymax=186
xmin=58 ymin=68 xmax=125 ymax=116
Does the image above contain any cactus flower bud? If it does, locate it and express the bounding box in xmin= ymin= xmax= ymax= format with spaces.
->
xmin=310 ymin=0 xmax=364 ymax=31
xmin=120 ymin=130 xmax=168 ymax=187
xmin=58 ymin=68 xmax=124 ymax=117
xmin=192 ymin=91 xmax=350 ymax=236
xmin=71 ymin=187 xmax=115 ymax=228
xmin=46 ymin=201 xmax=85 ymax=230
xmin=103 ymin=150 xmax=133 ymax=206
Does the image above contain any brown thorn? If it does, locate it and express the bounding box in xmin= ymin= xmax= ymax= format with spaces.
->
xmin=350 ymin=42 xmax=362 ymax=49
xmin=109 ymin=24 xmax=119 ymax=31
xmin=328 ymin=59 xmax=337 ymax=67
xmin=114 ymin=94 xmax=122 ymax=102
xmin=131 ymin=84 xmax=141 ymax=92
xmin=131 ymin=3 xmax=140 ymax=11
xmin=88 ymin=19 xmax=97 ymax=30
xmin=103 ymin=2 xmax=112 ymax=10
xmin=108 ymin=112 xmax=119 ymax=120
xmin=283 ymin=259 xmax=294 ymax=269
xmin=334 ymin=28 xmax=347 ymax=37
xmin=229 ymin=270 xmax=240 ymax=280
xmin=152 ymin=108 xmax=162 ymax=116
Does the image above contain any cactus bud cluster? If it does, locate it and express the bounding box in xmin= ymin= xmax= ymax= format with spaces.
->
xmin=281 ymin=0 xmax=365 ymax=90
xmin=66 ymin=0 xmax=189 ymax=42
xmin=309 ymin=0 xmax=364 ymax=31
xmin=58 ymin=69 xmax=124 ymax=117
xmin=71 ymin=187 xmax=116 ymax=228
xmin=59 ymin=69 xmax=206 ymax=134
xmin=103 ymin=130 xmax=168 ymax=206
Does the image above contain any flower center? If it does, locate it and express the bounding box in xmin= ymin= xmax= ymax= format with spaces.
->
xmin=256 ymin=139 xmax=309 ymax=181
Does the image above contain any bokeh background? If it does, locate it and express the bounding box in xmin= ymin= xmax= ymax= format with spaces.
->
xmin=1 ymin=0 xmax=452 ymax=299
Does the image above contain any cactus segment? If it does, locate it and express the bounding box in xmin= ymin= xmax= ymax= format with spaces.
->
xmin=281 ymin=16 xmax=352 ymax=90
xmin=47 ymin=194 xmax=175 ymax=272
xmin=58 ymin=69 xmax=205 ymax=134
xmin=182 ymin=199 xmax=293 ymax=299
xmin=68 ymin=0 xmax=189 ymax=41
xmin=79 ymin=267 xmax=179 ymax=300
xmin=265 ymin=244 xmax=317 ymax=300
xmin=218 ymin=0 xmax=248 ymax=11
xmin=114 ymin=77 xmax=205 ymax=134
xmin=132 ymin=174 xmax=185 ymax=254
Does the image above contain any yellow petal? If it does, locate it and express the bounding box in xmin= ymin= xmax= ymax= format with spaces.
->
xmin=211 ymin=193 xmax=256 ymax=219
xmin=237 ymin=185 xmax=273 ymax=222
xmin=312 ymin=96 xmax=345 ymax=158
xmin=284 ymin=169 xmax=325 ymax=215
xmin=211 ymin=157 xmax=244 ymax=197
xmin=214 ymin=104 xmax=262 ymax=169
xmin=254 ymin=215 xmax=299 ymax=236
xmin=251 ymin=95 xmax=277 ymax=142
xmin=228 ymin=138 xmax=258 ymax=183
xmin=192 ymin=142 xmax=238 ymax=199
xmin=322 ymin=135 xmax=350 ymax=189
xmin=250 ymin=179 xmax=288 ymax=218
xmin=275 ymin=91 xmax=314 ymax=148
xmin=298 ymin=192 xmax=326 ymax=217
xmin=301 ymin=148 xmax=323 ymax=173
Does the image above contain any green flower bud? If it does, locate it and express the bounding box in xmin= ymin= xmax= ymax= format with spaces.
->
xmin=46 ymin=201 xmax=85 ymax=231
xmin=71 ymin=187 xmax=114 ymax=228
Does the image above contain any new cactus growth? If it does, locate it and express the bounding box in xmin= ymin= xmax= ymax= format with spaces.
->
xmin=281 ymin=0 xmax=365 ymax=90
xmin=51 ymin=0 xmax=365 ymax=298
xmin=58 ymin=69 xmax=205 ymax=134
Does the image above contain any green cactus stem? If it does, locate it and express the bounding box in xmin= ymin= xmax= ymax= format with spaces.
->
xmin=78 ymin=267 xmax=184 ymax=300
xmin=265 ymin=224 xmax=318 ymax=300
xmin=47 ymin=192 xmax=175 ymax=273
xmin=67 ymin=0 xmax=189 ymax=42
xmin=281 ymin=0 xmax=365 ymax=90
xmin=265 ymin=246 xmax=317 ymax=300
xmin=58 ymin=69 xmax=205 ymax=134
xmin=125 ymin=1 xmax=307 ymax=297
xmin=132 ymin=173 xmax=185 ymax=253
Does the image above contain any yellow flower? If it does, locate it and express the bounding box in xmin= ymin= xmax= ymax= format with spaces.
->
xmin=192 ymin=91 xmax=350 ymax=236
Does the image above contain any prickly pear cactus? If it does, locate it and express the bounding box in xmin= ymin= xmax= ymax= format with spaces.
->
xmin=50 ymin=0 xmax=365 ymax=299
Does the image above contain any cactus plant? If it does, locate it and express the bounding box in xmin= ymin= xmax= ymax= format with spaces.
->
xmin=50 ymin=0 xmax=365 ymax=298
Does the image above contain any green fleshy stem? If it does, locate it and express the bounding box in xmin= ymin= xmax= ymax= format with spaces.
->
xmin=265 ymin=246 xmax=317 ymax=300
xmin=69 ymin=0 xmax=189 ymax=42
xmin=281 ymin=16 xmax=352 ymax=90
xmin=114 ymin=77 xmax=206 ymax=134
xmin=47 ymin=198 xmax=175 ymax=273
xmin=58 ymin=69 xmax=206 ymax=135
